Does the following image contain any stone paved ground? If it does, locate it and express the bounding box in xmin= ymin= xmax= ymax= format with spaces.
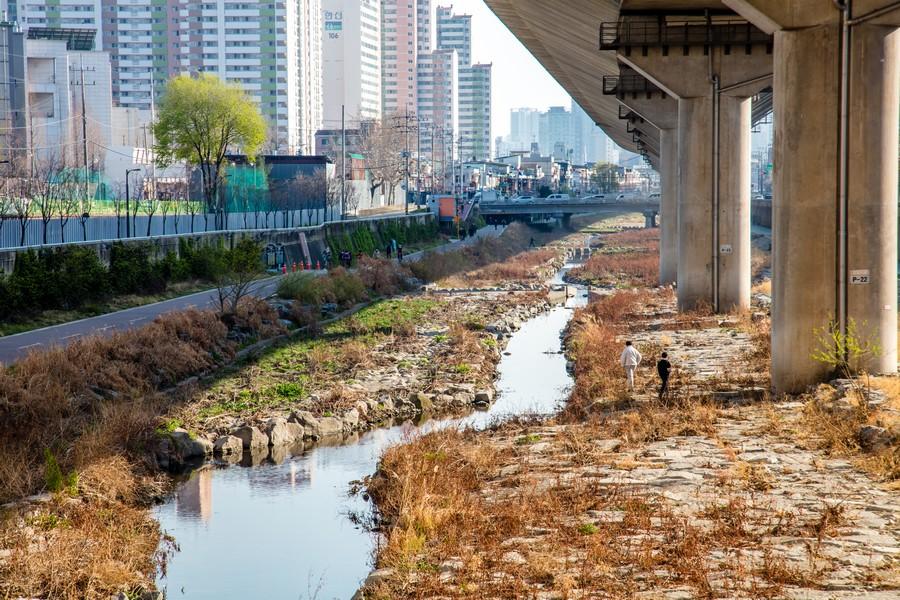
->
xmin=364 ymin=301 xmax=900 ymax=599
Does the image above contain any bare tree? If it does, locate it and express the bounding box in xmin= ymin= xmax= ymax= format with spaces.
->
xmin=359 ymin=117 xmax=404 ymax=207
xmin=30 ymin=153 xmax=70 ymax=244
xmin=56 ymin=175 xmax=81 ymax=244
xmin=141 ymin=193 xmax=159 ymax=237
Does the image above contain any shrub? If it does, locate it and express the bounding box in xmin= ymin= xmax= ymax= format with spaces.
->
xmin=108 ymin=243 xmax=166 ymax=296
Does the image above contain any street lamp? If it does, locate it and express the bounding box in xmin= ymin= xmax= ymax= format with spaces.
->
xmin=125 ymin=168 xmax=140 ymax=238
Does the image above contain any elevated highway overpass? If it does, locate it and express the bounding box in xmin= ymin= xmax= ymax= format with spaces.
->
xmin=484 ymin=0 xmax=900 ymax=392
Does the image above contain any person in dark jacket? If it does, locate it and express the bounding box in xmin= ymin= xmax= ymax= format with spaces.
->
xmin=657 ymin=352 xmax=672 ymax=401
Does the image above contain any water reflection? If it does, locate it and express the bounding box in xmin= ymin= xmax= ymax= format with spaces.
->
xmin=155 ymin=273 xmax=585 ymax=599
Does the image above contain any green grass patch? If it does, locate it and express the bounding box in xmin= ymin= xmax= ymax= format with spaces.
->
xmin=578 ymin=523 xmax=599 ymax=535
xmin=327 ymin=298 xmax=438 ymax=335
xmin=514 ymin=433 xmax=542 ymax=446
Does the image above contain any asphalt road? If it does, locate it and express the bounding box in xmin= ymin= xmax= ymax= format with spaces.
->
xmin=0 ymin=226 xmax=505 ymax=365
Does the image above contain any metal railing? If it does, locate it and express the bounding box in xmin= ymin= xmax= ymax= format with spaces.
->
xmin=600 ymin=18 xmax=771 ymax=50
xmin=602 ymin=72 xmax=662 ymax=97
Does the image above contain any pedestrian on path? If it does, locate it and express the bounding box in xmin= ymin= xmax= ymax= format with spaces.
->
xmin=657 ymin=351 xmax=672 ymax=401
xmin=620 ymin=341 xmax=642 ymax=391
xmin=385 ymin=243 xmax=392 ymax=259
xmin=397 ymin=244 xmax=404 ymax=262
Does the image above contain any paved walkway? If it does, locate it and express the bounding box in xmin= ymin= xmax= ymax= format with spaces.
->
xmin=0 ymin=226 xmax=505 ymax=365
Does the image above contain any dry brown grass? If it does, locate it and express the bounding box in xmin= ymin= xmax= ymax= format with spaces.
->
xmin=0 ymin=491 xmax=171 ymax=599
xmin=569 ymin=228 xmax=660 ymax=288
xmin=410 ymin=223 xmax=562 ymax=287
xmin=363 ymin=424 xmax=822 ymax=599
xmin=798 ymin=382 xmax=900 ymax=482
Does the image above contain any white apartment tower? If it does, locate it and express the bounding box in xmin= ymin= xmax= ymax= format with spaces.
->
xmin=7 ymin=0 xmax=324 ymax=154
xmin=417 ymin=48 xmax=457 ymax=180
xmin=322 ymin=0 xmax=381 ymax=125
xmin=435 ymin=5 xmax=491 ymax=161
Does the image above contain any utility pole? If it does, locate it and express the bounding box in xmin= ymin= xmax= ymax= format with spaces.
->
xmin=71 ymin=55 xmax=96 ymax=201
xmin=415 ymin=114 xmax=421 ymax=202
xmin=404 ymin=107 xmax=410 ymax=214
xmin=341 ymin=104 xmax=346 ymax=220
xmin=429 ymin=123 xmax=435 ymax=194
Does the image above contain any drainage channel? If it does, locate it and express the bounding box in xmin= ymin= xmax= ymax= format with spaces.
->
xmin=154 ymin=266 xmax=587 ymax=599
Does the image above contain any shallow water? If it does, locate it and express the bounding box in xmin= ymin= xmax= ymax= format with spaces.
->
xmin=154 ymin=269 xmax=586 ymax=599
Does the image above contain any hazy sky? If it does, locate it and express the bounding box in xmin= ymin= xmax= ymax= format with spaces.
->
xmin=447 ymin=0 xmax=571 ymax=138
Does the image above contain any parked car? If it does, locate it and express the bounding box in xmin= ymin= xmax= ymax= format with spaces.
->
xmin=648 ymin=192 xmax=660 ymax=200
xmin=546 ymin=193 xmax=572 ymax=202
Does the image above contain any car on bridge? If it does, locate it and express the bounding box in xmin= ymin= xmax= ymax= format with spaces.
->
xmin=510 ymin=195 xmax=536 ymax=204
xmin=546 ymin=193 xmax=572 ymax=202
xmin=582 ymin=194 xmax=608 ymax=202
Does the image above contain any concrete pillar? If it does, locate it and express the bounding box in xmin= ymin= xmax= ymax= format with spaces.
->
xmin=848 ymin=25 xmax=899 ymax=377
xmin=717 ymin=95 xmax=752 ymax=312
xmin=772 ymin=24 xmax=899 ymax=392
xmin=677 ymin=95 xmax=751 ymax=312
xmin=659 ymin=128 xmax=678 ymax=285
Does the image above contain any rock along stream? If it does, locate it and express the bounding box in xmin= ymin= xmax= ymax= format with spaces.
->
xmin=154 ymin=266 xmax=587 ymax=599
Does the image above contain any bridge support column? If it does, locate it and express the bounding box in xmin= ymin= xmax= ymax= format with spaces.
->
xmin=677 ymin=94 xmax=751 ymax=312
xmin=768 ymin=24 xmax=899 ymax=391
xmin=659 ymin=128 xmax=678 ymax=286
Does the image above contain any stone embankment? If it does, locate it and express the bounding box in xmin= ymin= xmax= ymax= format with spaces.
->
xmin=156 ymin=291 xmax=555 ymax=470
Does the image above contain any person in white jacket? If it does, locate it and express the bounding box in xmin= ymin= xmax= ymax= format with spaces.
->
xmin=620 ymin=341 xmax=642 ymax=391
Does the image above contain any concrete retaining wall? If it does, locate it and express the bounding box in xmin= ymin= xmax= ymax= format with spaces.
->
xmin=0 ymin=213 xmax=434 ymax=274
xmin=751 ymin=199 xmax=772 ymax=228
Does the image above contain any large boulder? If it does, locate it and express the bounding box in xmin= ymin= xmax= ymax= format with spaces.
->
xmin=343 ymin=408 xmax=360 ymax=429
xmin=170 ymin=428 xmax=211 ymax=459
xmin=233 ymin=426 xmax=268 ymax=450
xmin=289 ymin=411 xmax=322 ymax=438
xmin=475 ymin=389 xmax=495 ymax=404
xmin=214 ymin=435 xmax=244 ymax=457
xmin=318 ymin=416 xmax=344 ymax=438
xmin=858 ymin=425 xmax=893 ymax=452
xmin=409 ymin=392 xmax=434 ymax=412
xmin=266 ymin=417 xmax=304 ymax=446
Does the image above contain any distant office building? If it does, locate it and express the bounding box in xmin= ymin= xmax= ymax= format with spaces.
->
xmin=508 ymin=107 xmax=540 ymax=151
xmin=539 ymin=106 xmax=574 ymax=159
xmin=571 ymin=100 xmax=610 ymax=164
xmin=323 ymin=0 xmax=381 ymax=125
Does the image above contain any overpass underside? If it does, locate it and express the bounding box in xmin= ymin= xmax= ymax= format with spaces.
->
xmin=484 ymin=0 xmax=899 ymax=393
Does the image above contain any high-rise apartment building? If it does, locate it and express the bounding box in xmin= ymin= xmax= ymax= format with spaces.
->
xmin=416 ymin=0 xmax=431 ymax=52
xmin=435 ymin=6 xmax=469 ymax=66
xmin=435 ymin=5 xmax=491 ymax=160
xmin=322 ymin=0 xmax=381 ymax=126
xmin=381 ymin=0 xmax=418 ymax=116
xmin=5 ymin=0 xmax=324 ymax=154
xmin=457 ymin=62 xmax=490 ymax=160
xmin=417 ymin=48 xmax=457 ymax=182
xmin=0 ymin=20 xmax=27 ymax=156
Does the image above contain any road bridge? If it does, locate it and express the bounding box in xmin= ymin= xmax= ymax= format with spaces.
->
xmin=484 ymin=0 xmax=899 ymax=392
xmin=479 ymin=200 xmax=661 ymax=227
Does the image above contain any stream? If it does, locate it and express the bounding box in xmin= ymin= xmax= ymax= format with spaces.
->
xmin=154 ymin=266 xmax=587 ymax=599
